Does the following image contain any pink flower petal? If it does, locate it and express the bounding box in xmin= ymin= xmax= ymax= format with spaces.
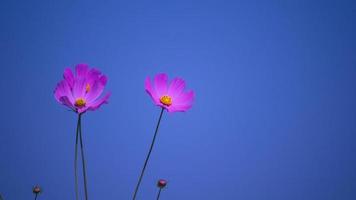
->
xmin=85 ymin=76 xmax=107 ymax=103
xmin=59 ymin=96 xmax=75 ymax=110
xmin=145 ymin=77 xmax=160 ymax=104
xmin=99 ymin=75 xmax=108 ymax=85
xmin=173 ymin=90 xmax=195 ymax=105
xmin=54 ymin=80 xmax=74 ymax=103
xmin=86 ymin=68 xmax=102 ymax=84
xmin=87 ymin=92 xmax=111 ymax=111
xmin=75 ymin=63 xmax=89 ymax=77
xmin=154 ymin=73 xmax=168 ymax=97
xmin=72 ymin=78 xmax=86 ymax=99
xmin=167 ymin=103 xmax=193 ymax=112
xmin=63 ymin=68 xmax=74 ymax=88
xmin=167 ymin=78 xmax=186 ymax=98
xmin=84 ymin=69 xmax=104 ymax=98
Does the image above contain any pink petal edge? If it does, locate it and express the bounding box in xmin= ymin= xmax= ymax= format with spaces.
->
xmin=154 ymin=73 xmax=168 ymax=98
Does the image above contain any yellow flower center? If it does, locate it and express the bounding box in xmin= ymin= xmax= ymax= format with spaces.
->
xmin=85 ymin=83 xmax=90 ymax=93
xmin=75 ymin=98 xmax=86 ymax=108
xmin=160 ymin=95 xmax=172 ymax=106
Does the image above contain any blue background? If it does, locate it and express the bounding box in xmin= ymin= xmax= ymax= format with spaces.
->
xmin=1 ymin=0 xmax=356 ymax=199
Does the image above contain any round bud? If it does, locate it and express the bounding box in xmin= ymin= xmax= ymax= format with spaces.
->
xmin=33 ymin=185 xmax=41 ymax=194
xmin=157 ymin=179 xmax=167 ymax=188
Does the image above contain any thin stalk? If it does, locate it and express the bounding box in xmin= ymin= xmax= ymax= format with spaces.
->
xmin=156 ymin=188 xmax=162 ymax=200
xmin=74 ymin=114 xmax=81 ymax=200
xmin=132 ymin=108 xmax=165 ymax=200
xmin=79 ymin=115 xmax=89 ymax=200
xmin=34 ymin=193 xmax=38 ymax=200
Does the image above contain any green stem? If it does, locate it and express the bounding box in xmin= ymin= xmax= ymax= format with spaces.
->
xmin=34 ymin=193 xmax=38 ymax=200
xmin=79 ymin=114 xmax=89 ymax=200
xmin=132 ymin=108 xmax=165 ymax=200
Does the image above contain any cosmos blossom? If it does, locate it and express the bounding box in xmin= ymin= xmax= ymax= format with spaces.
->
xmin=145 ymin=73 xmax=195 ymax=112
xmin=132 ymin=73 xmax=195 ymax=200
xmin=54 ymin=64 xmax=110 ymax=200
xmin=54 ymin=63 xmax=111 ymax=114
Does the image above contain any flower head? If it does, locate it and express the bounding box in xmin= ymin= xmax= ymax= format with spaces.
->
xmin=54 ymin=64 xmax=111 ymax=114
xmin=145 ymin=73 xmax=195 ymax=112
xmin=157 ymin=179 xmax=167 ymax=188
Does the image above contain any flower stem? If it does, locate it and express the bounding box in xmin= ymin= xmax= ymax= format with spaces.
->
xmin=156 ymin=188 xmax=162 ymax=200
xmin=74 ymin=114 xmax=81 ymax=200
xmin=79 ymin=114 xmax=89 ymax=200
xmin=132 ymin=107 xmax=165 ymax=200
xmin=34 ymin=193 xmax=38 ymax=200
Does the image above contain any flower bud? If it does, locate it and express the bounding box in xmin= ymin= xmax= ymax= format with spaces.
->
xmin=157 ymin=179 xmax=167 ymax=188
xmin=33 ymin=185 xmax=41 ymax=194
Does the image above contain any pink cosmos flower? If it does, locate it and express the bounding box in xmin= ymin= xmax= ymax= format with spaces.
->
xmin=145 ymin=73 xmax=195 ymax=112
xmin=54 ymin=63 xmax=111 ymax=114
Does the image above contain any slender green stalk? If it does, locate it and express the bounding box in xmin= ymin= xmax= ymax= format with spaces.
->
xmin=34 ymin=193 xmax=38 ymax=200
xmin=74 ymin=114 xmax=81 ymax=200
xmin=132 ymin=108 xmax=165 ymax=200
xmin=156 ymin=188 xmax=162 ymax=200
xmin=79 ymin=114 xmax=89 ymax=200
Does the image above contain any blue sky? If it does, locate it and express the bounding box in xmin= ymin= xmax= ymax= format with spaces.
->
xmin=0 ymin=0 xmax=356 ymax=199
